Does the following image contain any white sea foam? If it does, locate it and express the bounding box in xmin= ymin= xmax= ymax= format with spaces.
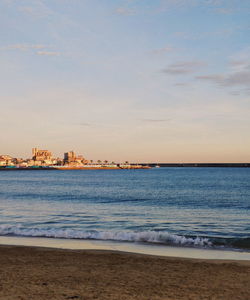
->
xmin=0 ymin=225 xmax=212 ymax=247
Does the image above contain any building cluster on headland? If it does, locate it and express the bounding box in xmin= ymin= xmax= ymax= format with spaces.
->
xmin=0 ymin=148 xmax=149 ymax=170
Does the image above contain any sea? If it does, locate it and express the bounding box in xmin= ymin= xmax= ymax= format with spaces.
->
xmin=0 ymin=168 xmax=249 ymax=256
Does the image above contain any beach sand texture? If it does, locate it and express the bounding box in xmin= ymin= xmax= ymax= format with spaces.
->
xmin=0 ymin=245 xmax=249 ymax=300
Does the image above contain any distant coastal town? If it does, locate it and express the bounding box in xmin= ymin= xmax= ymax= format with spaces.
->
xmin=1 ymin=149 xmax=250 ymax=170
xmin=0 ymin=148 xmax=149 ymax=170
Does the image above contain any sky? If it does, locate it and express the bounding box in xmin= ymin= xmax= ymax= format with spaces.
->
xmin=0 ymin=0 xmax=250 ymax=162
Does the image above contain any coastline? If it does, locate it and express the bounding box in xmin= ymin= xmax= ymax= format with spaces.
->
xmin=0 ymin=244 xmax=249 ymax=300
xmin=0 ymin=166 xmax=151 ymax=171
xmin=1 ymin=164 xmax=250 ymax=171
xmin=1 ymin=236 xmax=250 ymax=261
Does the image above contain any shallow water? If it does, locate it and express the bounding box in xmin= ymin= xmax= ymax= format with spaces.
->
xmin=0 ymin=168 xmax=249 ymax=251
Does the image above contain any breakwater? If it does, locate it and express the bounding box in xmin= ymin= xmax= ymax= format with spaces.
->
xmin=139 ymin=163 xmax=250 ymax=168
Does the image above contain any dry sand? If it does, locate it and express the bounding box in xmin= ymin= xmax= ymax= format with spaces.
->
xmin=0 ymin=245 xmax=249 ymax=300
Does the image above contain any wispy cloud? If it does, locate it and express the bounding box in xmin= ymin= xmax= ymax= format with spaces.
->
xmin=230 ymin=60 xmax=250 ymax=67
xmin=162 ymin=61 xmax=205 ymax=75
xmin=37 ymin=51 xmax=60 ymax=56
xmin=0 ymin=44 xmax=48 ymax=51
xmin=196 ymin=71 xmax=250 ymax=88
xmin=196 ymin=48 xmax=250 ymax=92
xmin=117 ymin=0 xmax=250 ymax=17
xmin=173 ymin=28 xmax=234 ymax=41
xmin=115 ymin=0 xmax=224 ymax=16
xmin=151 ymin=46 xmax=174 ymax=55
xmin=159 ymin=0 xmax=198 ymax=11
xmin=159 ymin=0 xmax=248 ymax=13
xmin=174 ymin=82 xmax=188 ymax=86
xmin=19 ymin=1 xmax=52 ymax=18
xmin=141 ymin=118 xmax=171 ymax=123
xmin=229 ymin=47 xmax=250 ymax=70
xmin=157 ymin=0 xmax=230 ymax=13
xmin=79 ymin=122 xmax=92 ymax=127
xmin=215 ymin=8 xmax=233 ymax=14
xmin=196 ymin=63 xmax=250 ymax=96
xmin=0 ymin=43 xmax=61 ymax=57
xmin=115 ymin=7 xmax=136 ymax=16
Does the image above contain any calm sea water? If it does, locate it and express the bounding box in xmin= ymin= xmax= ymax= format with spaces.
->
xmin=0 ymin=168 xmax=249 ymax=251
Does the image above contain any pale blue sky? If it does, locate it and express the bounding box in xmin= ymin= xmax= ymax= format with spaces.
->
xmin=1 ymin=0 xmax=250 ymax=162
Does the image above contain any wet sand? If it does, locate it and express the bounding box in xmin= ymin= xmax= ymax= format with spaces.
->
xmin=0 ymin=245 xmax=249 ymax=300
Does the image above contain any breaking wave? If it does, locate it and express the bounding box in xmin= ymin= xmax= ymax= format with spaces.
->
xmin=1 ymin=225 xmax=249 ymax=250
xmin=0 ymin=225 xmax=212 ymax=247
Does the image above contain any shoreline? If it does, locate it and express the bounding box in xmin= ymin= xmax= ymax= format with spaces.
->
xmin=0 ymin=243 xmax=249 ymax=264
xmin=1 ymin=163 xmax=250 ymax=171
xmin=1 ymin=235 xmax=250 ymax=261
xmin=0 ymin=166 xmax=151 ymax=171
xmin=0 ymin=244 xmax=249 ymax=300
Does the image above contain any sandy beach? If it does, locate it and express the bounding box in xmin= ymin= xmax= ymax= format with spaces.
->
xmin=0 ymin=245 xmax=249 ymax=300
